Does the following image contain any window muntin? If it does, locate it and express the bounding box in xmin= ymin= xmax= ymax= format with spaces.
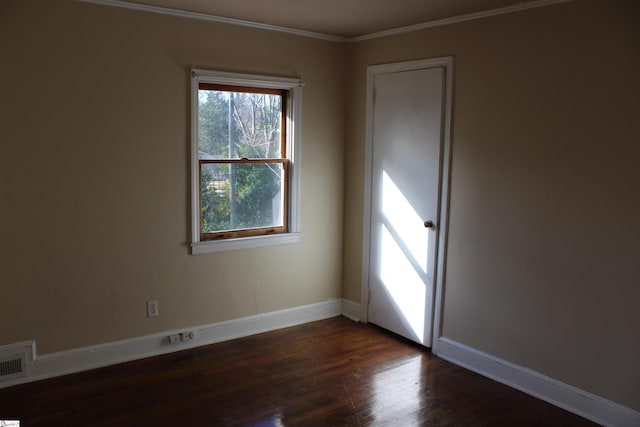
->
xmin=197 ymin=84 xmax=288 ymax=241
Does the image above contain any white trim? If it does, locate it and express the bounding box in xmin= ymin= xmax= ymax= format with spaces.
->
xmin=431 ymin=58 xmax=454 ymax=355
xmin=341 ymin=299 xmax=362 ymax=322
xmin=361 ymin=57 xmax=454 ymax=344
xmin=76 ymin=0 xmax=346 ymax=42
xmin=435 ymin=337 xmax=640 ymax=427
xmin=0 ymin=300 xmax=345 ymax=389
xmin=285 ymin=76 xmax=303 ymax=236
xmin=76 ymin=0 xmax=572 ymax=43
xmin=190 ymin=69 xmax=303 ymax=255
xmin=191 ymin=232 xmax=301 ymax=254
xmin=349 ymin=0 xmax=573 ymax=42
xmin=0 ymin=341 xmax=35 ymax=364
xmin=359 ymin=67 xmax=375 ymax=323
xmin=191 ymin=69 xmax=304 ymax=90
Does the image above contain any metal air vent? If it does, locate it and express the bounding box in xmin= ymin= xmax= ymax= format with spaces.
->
xmin=0 ymin=341 xmax=34 ymax=383
xmin=0 ymin=353 xmax=26 ymax=381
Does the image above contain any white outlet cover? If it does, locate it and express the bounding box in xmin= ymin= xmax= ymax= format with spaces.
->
xmin=147 ymin=300 xmax=159 ymax=317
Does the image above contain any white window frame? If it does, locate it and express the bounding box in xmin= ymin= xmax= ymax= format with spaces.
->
xmin=190 ymin=69 xmax=303 ymax=254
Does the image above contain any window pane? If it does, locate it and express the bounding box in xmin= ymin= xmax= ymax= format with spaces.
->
xmin=201 ymin=162 xmax=285 ymax=233
xmin=198 ymin=90 xmax=282 ymax=160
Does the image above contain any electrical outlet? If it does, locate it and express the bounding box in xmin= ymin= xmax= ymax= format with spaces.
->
xmin=181 ymin=331 xmax=195 ymax=342
xmin=167 ymin=331 xmax=195 ymax=344
xmin=147 ymin=300 xmax=159 ymax=318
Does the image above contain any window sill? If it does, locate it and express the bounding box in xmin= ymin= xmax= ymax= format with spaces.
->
xmin=191 ymin=232 xmax=301 ymax=255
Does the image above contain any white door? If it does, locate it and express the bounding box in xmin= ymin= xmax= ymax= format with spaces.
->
xmin=366 ymin=61 xmax=448 ymax=347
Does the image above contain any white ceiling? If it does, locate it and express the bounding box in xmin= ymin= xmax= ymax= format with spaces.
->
xmin=115 ymin=0 xmax=562 ymax=38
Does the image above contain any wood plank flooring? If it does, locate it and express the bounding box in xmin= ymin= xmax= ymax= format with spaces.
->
xmin=0 ymin=316 xmax=597 ymax=426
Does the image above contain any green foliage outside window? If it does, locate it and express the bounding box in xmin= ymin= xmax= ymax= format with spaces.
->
xmin=198 ymin=89 xmax=284 ymax=233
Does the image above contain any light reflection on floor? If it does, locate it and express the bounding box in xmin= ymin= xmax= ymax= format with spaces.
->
xmin=249 ymin=415 xmax=284 ymax=427
xmin=371 ymin=357 xmax=424 ymax=425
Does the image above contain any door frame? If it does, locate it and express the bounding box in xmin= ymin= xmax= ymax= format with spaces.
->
xmin=360 ymin=57 xmax=454 ymax=352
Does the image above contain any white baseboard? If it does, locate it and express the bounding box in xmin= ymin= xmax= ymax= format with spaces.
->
xmin=0 ymin=299 xmax=347 ymax=389
xmin=435 ymin=337 xmax=640 ymax=427
xmin=341 ymin=299 xmax=361 ymax=322
xmin=14 ymin=303 xmax=636 ymax=427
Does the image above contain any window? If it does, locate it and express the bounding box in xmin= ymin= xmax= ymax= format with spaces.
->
xmin=191 ymin=70 xmax=303 ymax=254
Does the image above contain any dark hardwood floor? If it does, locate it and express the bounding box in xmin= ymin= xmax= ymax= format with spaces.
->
xmin=0 ymin=316 xmax=597 ymax=426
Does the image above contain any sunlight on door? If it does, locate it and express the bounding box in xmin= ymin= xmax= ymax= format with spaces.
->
xmin=381 ymin=171 xmax=429 ymax=273
xmin=378 ymin=170 xmax=430 ymax=344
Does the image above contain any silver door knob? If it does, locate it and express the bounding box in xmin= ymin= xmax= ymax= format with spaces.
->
xmin=424 ymin=220 xmax=434 ymax=228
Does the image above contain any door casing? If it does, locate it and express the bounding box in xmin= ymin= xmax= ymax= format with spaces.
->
xmin=360 ymin=57 xmax=454 ymax=353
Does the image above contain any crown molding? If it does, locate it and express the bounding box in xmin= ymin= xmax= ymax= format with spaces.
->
xmin=76 ymin=0 xmax=572 ymax=44
xmin=76 ymin=0 xmax=347 ymax=42
xmin=349 ymin=0 xmax=573 ymax=42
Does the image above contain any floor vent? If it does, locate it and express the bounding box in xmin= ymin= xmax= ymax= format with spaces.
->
xmin=0 ymin=342 xmax=33 ymax=383
xmin=0 ymin=356 xmax=25 ymax=379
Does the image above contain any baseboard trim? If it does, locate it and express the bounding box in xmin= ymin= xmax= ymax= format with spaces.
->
xmin=435 ymin=337 xmax=640 ymax=427
xmin=0 ymin=299 xmax=346 ymax=389
xmin=341 ymin=299 xmax=361 ymax=322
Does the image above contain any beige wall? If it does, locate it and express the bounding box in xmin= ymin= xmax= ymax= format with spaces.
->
xmin=343 ymin=0 xmax=640 ymax=411
xmin=0 ymin=0 xmax=345 ymax=353
xmin=1 ymin=0 xmax=638 ymax=414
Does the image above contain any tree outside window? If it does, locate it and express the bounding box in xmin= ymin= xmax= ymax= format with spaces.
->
xmin=198 ymin=85 xmax=288 ymax=240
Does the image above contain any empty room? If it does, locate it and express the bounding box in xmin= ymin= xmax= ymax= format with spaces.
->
xmin=0 ymin=0 xmax=638 ymax=425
